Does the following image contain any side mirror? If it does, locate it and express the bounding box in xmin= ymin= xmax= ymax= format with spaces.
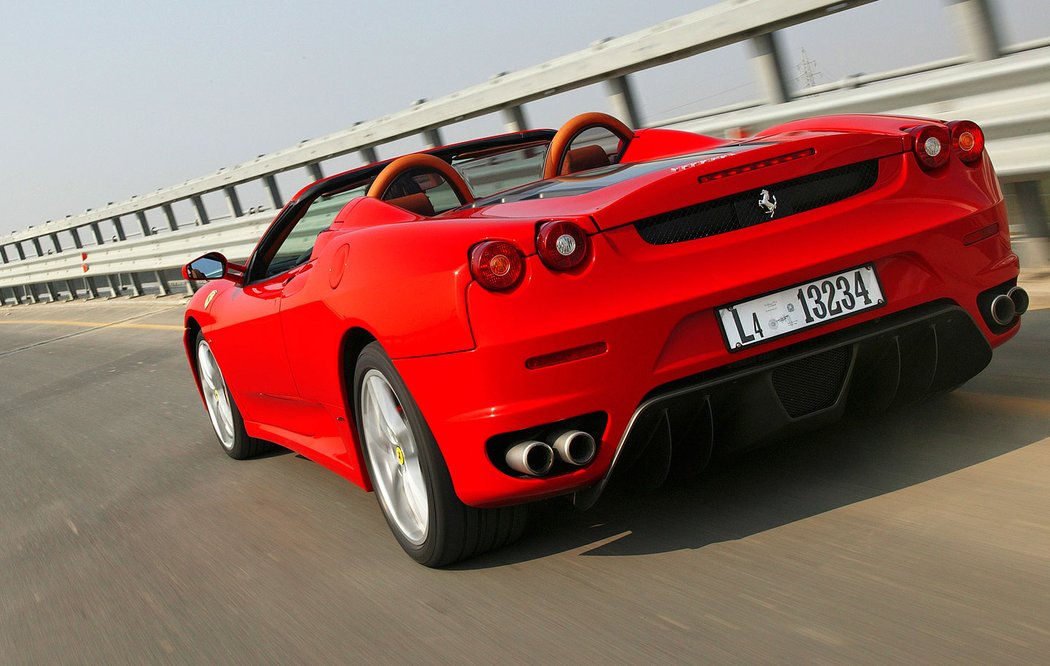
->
xmin=182 ymin=252 xmax=230 ymax=281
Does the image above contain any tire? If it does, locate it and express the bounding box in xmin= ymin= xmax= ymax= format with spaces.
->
xmin=354 ymin=342 xmax=527 ymax=567
xmin=194 ymin=331 xmax=270 ymax=460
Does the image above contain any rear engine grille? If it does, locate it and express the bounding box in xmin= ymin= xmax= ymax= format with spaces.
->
xmin=772 ymin=346 xmax=851 ymax=418
xmin=635 ymin=159 xmax=879 ymax=245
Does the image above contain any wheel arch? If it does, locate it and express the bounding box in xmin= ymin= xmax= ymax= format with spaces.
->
xmin=339 ymin=326 xmax=379 ymax=432
xmin=184 ymin=316 xmax=205 ymax=401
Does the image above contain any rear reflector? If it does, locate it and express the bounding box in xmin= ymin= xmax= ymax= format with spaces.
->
xmin=963 ymin=222 xmax=999 ymax=246
xmin=525 ymin=342 xmax=608 ymax=369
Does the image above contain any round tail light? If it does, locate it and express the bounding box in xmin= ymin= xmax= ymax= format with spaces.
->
xmin=910 ymin=124 xmax=951 ymax=170
xmin=949 ymin=120 xmax=985 ymax=165
xmin=536 ymin=220 xmax=590 ymax=271
xmin=469 ymin=240 xmax=525 ymax=291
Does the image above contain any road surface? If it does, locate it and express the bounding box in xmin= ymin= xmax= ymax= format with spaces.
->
xmin=1 ymin=276 xmax=1049 ymax=663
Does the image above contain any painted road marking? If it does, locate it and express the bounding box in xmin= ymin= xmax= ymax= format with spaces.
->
xmin=0 ymin=319 xmax=182 ymax=331
xmin=0 ymin=309 xmax=185 ymax=358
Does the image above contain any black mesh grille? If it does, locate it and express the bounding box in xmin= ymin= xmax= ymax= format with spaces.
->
xmin=772 ymin=346 xmax=851 ymax=418
xmin=635 ymin=159 xmax=879 ymax=245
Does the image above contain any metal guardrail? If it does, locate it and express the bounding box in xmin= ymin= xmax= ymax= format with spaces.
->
xmin=0 ymin=213 xmax=269 ymax=301
xmin=2 ymin=0 xmax=1048 ymax=305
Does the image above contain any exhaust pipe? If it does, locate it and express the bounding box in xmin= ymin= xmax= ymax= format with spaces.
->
xmin=505 ymin=441 xmax=554 ymax=477
xmin=551 ymin=430 xmax=597 ymax=466
xmin=990 ymin=293 xmax=1016 ymax=326
xmin=1008 ymin=286 xmax=1029 ymax=316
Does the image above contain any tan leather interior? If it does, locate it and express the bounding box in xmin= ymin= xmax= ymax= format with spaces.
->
xmin=366 ymin=152 xmax=474 ymax=211
xmin=564 ymin=144 xmax=611 ymax=174
xmin=543 ymin=112 xmax=634 ymax=179
xmin=385 ymin=192 xmax=435 ymax=217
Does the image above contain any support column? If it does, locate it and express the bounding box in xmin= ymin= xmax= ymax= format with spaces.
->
xmin=89 ymin=222 xmax=104 ymax=245
xmin=0 ymin=245 xmax=8 ymax=264
xmin=306 ymin=162 xmax=324 ymax=182
xmin=62 ymin=280 xmax=76 ymax=301
xmin=83 ymin=276 xmax=98 ymax=300
xmin=112 ymin=216 xmax=127 ymax=241
xmin=749 ymin=32 xmax=791 ymax=104
xmin=604 ymin=75 xmax=641 ymax=128
xmin=262 ymin=175 xmax=283 ymax=210
xmin=359 ymin=147 xmax=379 ymax=165
xmin=135 ymin=211 xmax=152 ymax=236
xmin=23 ymin=285 xmax=37 ymax=304
xmin=70 ymin=228 xmax=84 ymax=249
xmin=1 ymin=287 xmax=12 ymax=306
xmin=42 ymin=281 xmax=56 ymax=302
xmin=106 ymin=275 xmax=121 ymax=298
xmin=49 ymin=232 xmax=62 ymax=253
xmin=422 ymin=127 xmax=444 ymax=148
xmin=224 ymin=186 xmax=243 ymax=219
xmin=191 ymin=196 xmax=209 ymax=225
xmin=31 ymin=237 xmax=44 ymax=257
xmin=502 ymin=105 xmax=529 ymax=132
xmin=14 ymin=242 xmax=26 ymax=260
xmin=1012 ymin=180 xmax=1050 ymax=239
xmin=947 ymin=0 xmax=1002 ymax=61
xmin=155 ymin=270 xmax=170 ymax=296
xmin=162 ymin=203 xmax=179 ymax=231
xmin=126 ymin=272 xmax=143 ymax=297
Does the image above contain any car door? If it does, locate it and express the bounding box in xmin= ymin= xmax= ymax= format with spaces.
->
xmin=230 ymin=188 xmax=361 ymax=452
xmin=204 ymin=268 xmax=299 ymax=421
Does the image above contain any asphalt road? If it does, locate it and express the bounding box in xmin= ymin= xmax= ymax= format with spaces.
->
xmin=2 ymin=277 xmax=1049 ymax=664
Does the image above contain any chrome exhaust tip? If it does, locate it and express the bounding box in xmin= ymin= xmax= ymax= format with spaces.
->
xmin=551 ymin=430 xmax=597 ymax=466
xmin=990 ymin=293 xmax=1016 ymax=326
xmin=505 ymin=441 xmax=554 ymax=477
xmin=1007 ymin=286 xmax=1029 ymax=317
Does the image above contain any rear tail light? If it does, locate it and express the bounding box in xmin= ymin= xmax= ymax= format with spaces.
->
xmin=909 ymin=124 xmax=951 ymax=170
xmin=949 ymin=120 xmax=985 ymax=165
xmin=469 ymin=240 xmax=525 ymax=291
xmin=536 ymin=220 xmax=590 ymax=270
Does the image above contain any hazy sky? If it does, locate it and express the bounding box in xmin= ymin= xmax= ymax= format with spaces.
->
xmin=1 ymin=0 xmax=1047 ymax=235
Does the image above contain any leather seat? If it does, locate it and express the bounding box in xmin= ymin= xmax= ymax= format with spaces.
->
xmin=563 ymin=144 xmax=611 ymax=174
xmin=385 ymin=192 xmax=435 ymax=216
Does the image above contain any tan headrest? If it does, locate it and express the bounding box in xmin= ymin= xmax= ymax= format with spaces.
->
xmin=385 ymin=192 xmax=435 ymax=216
xmin=564 ymin=144 xmax=611 ymax=174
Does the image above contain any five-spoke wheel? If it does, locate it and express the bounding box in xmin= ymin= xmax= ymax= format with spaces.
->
xmin=360 ymin=369 xmax=430 ymax=546
xmin=354 ymin=342 xmax=527 ymax=566
xmin=194 ymin=332 xmax=268 ymax=459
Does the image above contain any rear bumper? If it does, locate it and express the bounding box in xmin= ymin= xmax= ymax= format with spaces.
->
xmin=393 ymin=154 xmax=1020 ymax=508
xmin=572 ymin=301 xmax=992 ymax=509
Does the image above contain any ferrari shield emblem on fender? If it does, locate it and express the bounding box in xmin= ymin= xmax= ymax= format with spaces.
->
xmin=758 ymin=189 xmax=778 ymax=218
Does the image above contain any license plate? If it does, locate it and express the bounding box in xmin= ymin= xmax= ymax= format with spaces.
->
xmin=717 ymin=265 xmax=884 ymax=351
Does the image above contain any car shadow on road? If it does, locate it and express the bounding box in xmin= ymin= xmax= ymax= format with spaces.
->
xmin=457 ymin=311 xmax=1050 ymax=569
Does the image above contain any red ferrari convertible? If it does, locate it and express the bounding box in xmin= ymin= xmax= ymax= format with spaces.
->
xmin=183 ymin=112 xmax=1027 ymax=566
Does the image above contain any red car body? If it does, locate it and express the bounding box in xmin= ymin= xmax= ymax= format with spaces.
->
xmin=184 ymin=112 xmax=1022 ymax=561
